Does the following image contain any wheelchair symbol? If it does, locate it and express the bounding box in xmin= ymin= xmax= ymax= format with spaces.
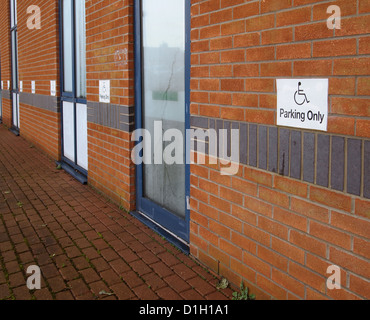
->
xmin=294 ymin=82 xmax=310 ymax=105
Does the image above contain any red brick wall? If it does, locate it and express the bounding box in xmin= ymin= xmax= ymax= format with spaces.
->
xmin=190 ymin=0 xmax=370 ymax=300
xmin=88 ymin=123 xmax=135 ymax=210
xmin=18 ymin=0 xmax=60 ymax=96
xmin=86 ymin=0 xmax=136 ymax=210
xmin=190 ymin=0 xmax=370 ymax=137
xmin=20 ymin=104 xmax=61 ymax=160
xmin=0 ymin=0 xmax=11 ymax=127
xmin=15 ymin=0 xmax=60 ymax=159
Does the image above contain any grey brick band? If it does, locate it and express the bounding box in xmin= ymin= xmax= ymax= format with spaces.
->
xmin=191 ymin=115 xmax=370 ymax=200
xmin=87 ymin=102 xmax=134 ymax=133
xmin=19 ymin=92 xmax=60 ymax=113
xmin=1 ymin=89 xmax=11 ymax=100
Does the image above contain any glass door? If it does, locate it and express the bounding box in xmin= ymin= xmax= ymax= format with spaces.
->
xmin=0 ymin=52 xmax=2 ymax=124
xmin=135 ymin=0 xmax=190 ymax=246
xmin=10 ymin=0 xmax=19 ymax=133
xmin=60 ymin=0 xmax=88 ymax=180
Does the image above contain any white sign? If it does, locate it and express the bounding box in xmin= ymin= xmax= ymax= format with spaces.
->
xmin=50 ymin=80 xmax=56 ymax=96
xmin=31 ymin=81 xmax=36 ymax=94
xmin=1 ymin=81 xmax=3 ymax=89
xmin=99 ymin=80 xmax=110 ymax=103
xmin=20 ymin=81 xmax=23 ymax=92
xmin=277 ymin=79 xmax=328 ymax=132
xmin=7 ymin=81 xmax=10 ymax=90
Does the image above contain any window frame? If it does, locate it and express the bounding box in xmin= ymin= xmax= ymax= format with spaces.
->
xmin=10 ymin=0 xmax=18 ymax=93
xmin=59 ymin=0 xmax=86 ymax=104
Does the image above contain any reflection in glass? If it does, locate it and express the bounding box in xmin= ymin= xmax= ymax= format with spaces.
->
xmin=63 ymin=0 xmax=73 ymax=92
xmin=75 ymin=0 xmax=86 ymax=98
xmin=11 ymin=31 xmax=18 ymax=90
xmin=142 ymin=0 xmax=186 ymax=218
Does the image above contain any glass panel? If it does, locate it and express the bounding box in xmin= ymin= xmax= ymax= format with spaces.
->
xmin=14 ymin=0 xmax=17 ymax=26
xmin=63 ymin=0 xmax=73 ymax=93
xmin=75 ymin=0 xmax=86 ymax=98
xmin=76 ymin=103 xmax=88 ymax=170
xmin=10 ymin=0 xmax=14 ymax=28
xmin=17 ymin=92 xmax=20 ymax=128
xmin=0 ymin=91 xmax=2 ymax=118
xmin=11 ymin=31 xmax=18 ymax=90
xmin=63 ymin=101 xmax=75 ymax=161
xmin=142 ymin=0 xmax=186 ymax=218
xmin=12 ymin=92 xmax=18 ymax=127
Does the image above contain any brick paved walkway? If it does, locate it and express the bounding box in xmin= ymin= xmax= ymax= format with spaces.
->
xmin=0 ymin=125 xmax=233 ymax=300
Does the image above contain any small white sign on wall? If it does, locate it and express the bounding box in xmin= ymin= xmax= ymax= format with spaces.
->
xmin=20 ymin=81 xmax=23 ymax=92
xmin=1 ymin=81 xmax=3 ymax=89
xmin=7 ymin=81 xmax=10 ymax=90
xmin=99 ymin=80 xmax=110 ymax=103
xmin=31 ymin=81 xmax=36 ymax=94
xmin=277 ymin=79 xmax=329 ymax=132
xmin=50 ymin=80 xmax=56 ymax=96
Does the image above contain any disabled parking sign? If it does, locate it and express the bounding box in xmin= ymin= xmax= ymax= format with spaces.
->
xmin=277 ymin=79 xmax=328 ymax=132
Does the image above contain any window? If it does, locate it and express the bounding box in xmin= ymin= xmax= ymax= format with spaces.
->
xmin=10 ymin=0 xmax=19 ymax=131
xmin=61 ymin=0 xmax=86 ymax=99
xmin=10 ymin=0 xmax=18 ymax=92
xmin=60 ymin=0 xmax=88 ymax=176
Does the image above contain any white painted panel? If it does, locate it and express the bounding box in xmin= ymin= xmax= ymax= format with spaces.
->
xmin=0 ymin=91 xmax=2 ymax=118
xmin=76 ymin=103 xmax=88 ymax=170
xmin=17 ymin=93 xmax=20 ymax=129
xmin=12 ymin=93 xmax=17 ymax=127
xmin=63 ymin=101 xmax=75 ymax=162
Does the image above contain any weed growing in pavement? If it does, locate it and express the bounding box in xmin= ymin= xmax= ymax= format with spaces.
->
xmin=232 ymin=281 xmax=256 ymax=301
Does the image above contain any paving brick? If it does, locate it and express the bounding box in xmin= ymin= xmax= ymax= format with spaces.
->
xmin=100 ymin=248 xmax=120 ymax=262
xmin=60 ymin=266 xmax=79 ymax=282
xmin=0 ymin=126 xmax=231 ymax=301
xmin=48 ymin=276 xmax=67 ymax=293
xmin=187 ymin=277 xmax=217 ymax=296
xmin=109 ymin=259 xmax=131 ymax=275
xmin=122 ymin=270 xmax=145 ymax=289
xmin=33 ymin=288 xmax=53 ymax=300
xmin=142 ymin=273 xmax=167 ymax=291
xmin=99 ymin=270 xmax=121 ymax=286
xmin=68 ymin=279 xmax=90 ymax=297
xmin=0 ymin=284 xmax=11 ymax=300
xmin=172 ymin=264 xmax=198 ymax=281
xmin=12 ymin=286 xmax=33 ymax=300
xmin=156 ymin=287 xmax=182 ymax=300
xmin=79 ymin=268 xmax=101 ymax=284
xmin=8 ymin=272 xmax=25 ymax=288
xmin=55 ymin=291 xmax=74 ymax=300
xmin=89 ymin=280 xmax=111 ymax=297
xmin=151 ymin=262 xmax=174 ymax=279
xmin=164 ymin=274 xmax=191 ymax=293
xmin=130 ymin=260 xmax=153 ymax=276
xmin=90 ymin=258 xmax=110 ymax=273
xmin=133 ymin=284 xmax=159 ymax=300
xmin=110 ymin=282 xmax=135 ymax=300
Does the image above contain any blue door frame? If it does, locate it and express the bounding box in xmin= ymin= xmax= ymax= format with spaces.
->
xmin=133 ymin=0 xmax=191 ymax=252
xmin=58 ymin=0 xmax=88 ymax=184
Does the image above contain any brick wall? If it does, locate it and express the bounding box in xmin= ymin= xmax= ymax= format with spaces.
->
xmin=0 ymin=0 xmax=11 ymax=127
xmin=189 ymin=0 xmax=370 ymax=300
xmin=18 ymin=0 xmax=60 ymax=96
xmin=0 ymin=0 xmax=368 ymax=301
xmin=15 ymin=0 xmax=60 ymax=159
xmin=86 ymin=0 xmax=136 ymax=210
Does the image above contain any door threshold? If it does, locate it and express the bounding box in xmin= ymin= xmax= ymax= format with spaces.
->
xmin=131 ymin=211 xmax=190 ymax=255
xmin=9 ymin=127 xmax=19 ymax=136
xmin=56 ymin=161 xmax=87 ymax=185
